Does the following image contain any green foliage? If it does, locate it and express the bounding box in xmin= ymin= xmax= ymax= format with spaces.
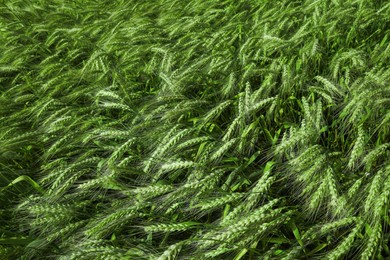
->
xmin=0 ymin=0 xmax=389 ymax=259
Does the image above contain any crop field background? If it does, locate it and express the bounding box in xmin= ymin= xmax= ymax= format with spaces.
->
xmin=0 ymin=0 xmax=389 ymax=259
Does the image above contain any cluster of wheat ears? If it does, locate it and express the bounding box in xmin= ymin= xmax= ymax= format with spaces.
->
xmin=0 ymin=0 xmax=389 ymax=259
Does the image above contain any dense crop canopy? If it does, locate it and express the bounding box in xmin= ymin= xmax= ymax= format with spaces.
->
xmin=0 ymin=0 xmax=389 ymax=259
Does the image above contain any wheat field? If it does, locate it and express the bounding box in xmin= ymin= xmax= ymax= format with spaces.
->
xmin=1 ymin=0 xmax=389 ymax=259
